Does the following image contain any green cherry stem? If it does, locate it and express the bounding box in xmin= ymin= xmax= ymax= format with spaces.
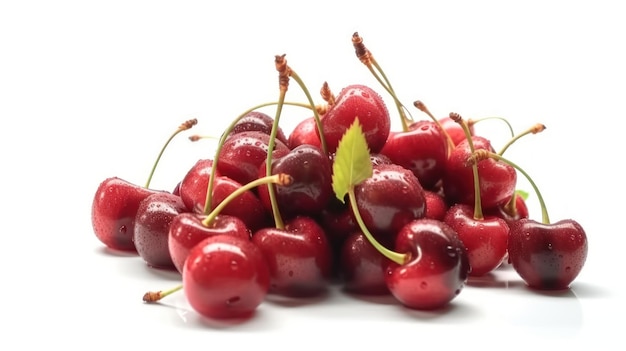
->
xmin=498 ymin=123 xmax=546 ymax=156
xmin=352 ymin=32 xmax=413 ymax=132
xmin=450 ymin=112 xmax=484 ymax=220
xmin=145 ymin=118 xmax=198 ymax=188
xmin=469 ymin=150 xmax=549 ymax=224
xmin=470 ymin=116 xmax=515 ymax=139
xmin=202 ymin=174 xmax=293 ymax=228
xmin=413 ymin=100 xmax=456 ymax=155
xmin=348 ymin=189 xmax=407 ymax=265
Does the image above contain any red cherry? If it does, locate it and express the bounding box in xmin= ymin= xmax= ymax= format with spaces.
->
xmin=353 ymin=163 xmax=426 ymax=239
xmin=168 ymin=212 xmax=250 ymax=273
xmin=423 ymin=190 xmax=448 ymax=221
xmin=507 ymin=218 xmax=588 ymax=290
xmin=183 ymin=234 xmax=270 ymax=319
xmin=318 ymin=84 xmax=391 ymax=153
xmin=340 ymin=231 xmax=391 ymax=295
xmin=287 ymin=116 xmax=322 ymax=150
xmin=178 ymin=159 xmax=218 ymax=213
xmin=216 ymin=131 xmax=290 ymax=186
xmin=91 ymin=177 xmax=161 ymax=251
xmin=252 ymin=216 xmax=333 ymax=297
xmin=210 ymin=175 xmax=270 ymax=232
xmin=380 ymin=120 xmax=449 ymax=190
xmin=443 ymin=136 xmax=517 ymax=209
xmin=385 ymin=219 xmax=470 ymax=310
xmin=438 ymin=116 xmax=474 ymax=146
xmin=444 ymin=203 xmax=509 ymax=276
xmin=133 ymin=192 xmax=187 ymax=270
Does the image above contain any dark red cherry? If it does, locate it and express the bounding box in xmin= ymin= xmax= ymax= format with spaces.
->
xmin=133 ymin=192 xmax=187 ymax=270
xmin=340 ymin=231 xmax=391 ymax=295
xmin=257 ymin=144 xmax=333 ymax=218
xmin=507 ymin=218 xmax=587 ymax=290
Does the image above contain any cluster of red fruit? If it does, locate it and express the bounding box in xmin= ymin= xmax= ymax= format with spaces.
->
xmin=91 ymin=33 xmax=588 ymax=320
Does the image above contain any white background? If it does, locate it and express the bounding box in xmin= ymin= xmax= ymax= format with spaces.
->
xmin=1 ymin=0 xmax=624 ymax=349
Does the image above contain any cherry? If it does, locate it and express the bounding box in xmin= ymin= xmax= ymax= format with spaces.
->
xmin=183 ymin=234 xmax=270 ymax=319
xmin=210 ymin=175 xmax=270 ymax=232
xmin=340 ymin=231 xmax=391 ymax=295
xmin=178 ymin=159 xmax=218 ymax=213
xmin=230 ymin=110 xmax=288 ymax=145
xmin=380 ymin=119 xmax=449 ymax=190
xmin=469 ymin=149 xmax=588 ymax=289
xmin=168 ymin=213 xmax=250 ymax=274
xmin=317 ymin=84 xmax=391 ymax=154
xmin=438 ymin=115 xmax=472 ymax=146
xmin=423 ymin=189 xmax=448 ymax=221
xmin=91 ymin=118 xmax=197 ymax=252
xmin=251 ymin=216 xmax=333 ymax=297
xmin=257 ymin=144 xmax=333 ymax=218
xmin=352 ymin=163 xmax=426 ymax=239
xmin=287 ymin=116 xmax=322 ymax=150
xmin=133 ymin=191 xmax=188 ymax=269
xmin=386 ymin=219 xmax=470 ymax=310
xmin=444 ymin=203 xmax=509 ymax=276
xmin=216 ymin=130 xmax=290 ymax=186
xmin=443 ymin=130 xmax=517 ymax=210
xmin=91 ymin=177 xmax=161 ymax=251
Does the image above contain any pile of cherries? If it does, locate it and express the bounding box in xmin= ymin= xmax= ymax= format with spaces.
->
xmin=91 ymin=33 xmax=588 ymax=320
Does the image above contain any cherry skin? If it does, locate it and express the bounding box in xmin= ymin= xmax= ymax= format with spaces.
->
xmin=183 ymin=234 xmax=270 ymax=319
xmin=178 ymin=159 xmax=218 ymax=213
xmin=439 ymin=115 xmax=474 ymax=146
xmin=443 ymin=136 xmax=517 ymax=210
xmin=257 ymin=144 xmax=333 ymax=218
xmin=487 ymin=194 xmax=530 ymax=227
xmin=287 ymin=116 xmax=322 ymax=150
xmin=385 ymin=218 xmax=470 ymax=310
xmin=168 ymin=212 xmax=250 ymax=274
xmin=133 ymin=191 xmax=188 ymax=270
xmin=209 ymin=175 xmax=270 ymax=232
xmin=318 ymin=84 xmax=391 ymax=153
xmin=91 ymin=177 xmax=161 ymax=252
xmin=340 ymin=231 xmax=391 ymax=295
xmin=443 ymin=203 xmax=509 ymax=277
xmin=230 ymin=111 xmax=288 ymax=145
xmin=507 ymin=218 xmax=588 ymax=290
xmin=216 ymin=131 xmax=290 ymax=186
xmin=380 ymin=120 xmax=449 ymax=190
xmin=251 ymin=216 xmax=333 ymax=297
xmin=353 ymin=163 xmax=426 ymax=239
xmin=423 ymin=190 xmax=448 ymax=221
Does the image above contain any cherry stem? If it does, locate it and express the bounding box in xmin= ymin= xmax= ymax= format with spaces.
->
xmin=142 ymin=284 xmax=183 ymax=303
xmin=348 ymin=189 xmax=407 ymax=265
xmin=352 ymin=32 xmax=412 ymax=132
xmin=451 ymin=112 xmax=484 ymax=220
xmin=188 ymin=135 xmax=218 ymax=142
xmin=469 ymin=150 xmax=550 ymax=224
xmin=202 ymin=174 xmax=293 ymax=228
xmin=203 ymin=100 xmax=315 ymax=214
xmin=413 ymin=100 xmax=455 ymax=155
xmin=469 ymin=116 xmax=515 ymax=139
xmin=145 ymin=118 xmax=197 ymax=188
xmin=498 ymin=123 xmax=546 ymax=156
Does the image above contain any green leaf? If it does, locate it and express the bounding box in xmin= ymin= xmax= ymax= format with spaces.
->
xmin=332 ymin=118 xmax=373 ymax=203
xmin=515 ymin=189 xmax=529 ymax=201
